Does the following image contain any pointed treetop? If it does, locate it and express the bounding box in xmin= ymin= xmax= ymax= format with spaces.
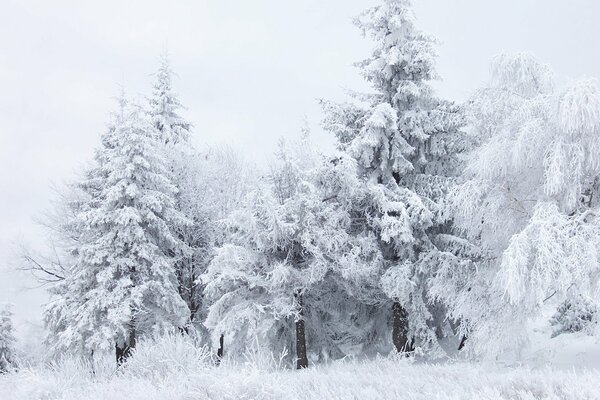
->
xmin=149 ymin=52 xmax=192 ymax=146
xmin=355 ymin=0 xmax=438 ymax=100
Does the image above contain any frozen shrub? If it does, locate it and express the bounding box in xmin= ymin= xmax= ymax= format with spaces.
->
xmin=118 ymin=333 xmax=212 ymax=380
xmin=550 ymin=296 xmax=598 ymax=337
xmin=0 ymin=305 xmax=16 ymax=373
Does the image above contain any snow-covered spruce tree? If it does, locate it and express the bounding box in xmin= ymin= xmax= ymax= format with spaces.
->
xmin=447 ymin=53 xmax=600 ymax=357
xmin=0 ymin=305 xmax=16 ymax=373
xmin=147 ymin=54 xmax=206 ymax=334
xmin=45 ymin=99 xmax=189 ymax=363
xmin=321 ymin=0 xmax=468 ymax=356
xmin=149 ymin=53 xmax=191 ymax=146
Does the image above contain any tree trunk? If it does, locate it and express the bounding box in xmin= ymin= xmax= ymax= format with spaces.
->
xmin=458 ymin=335 xmax=467 ymax=351
xmin=115 ymin=326 xmax=136 ymax=365
xmin=216 ymin=334 xmax=224 ymax=364
xmin=392 ymin=301 xmax=413 ymax=354
xmin=295 ymin=291 xmax=309 ymax=369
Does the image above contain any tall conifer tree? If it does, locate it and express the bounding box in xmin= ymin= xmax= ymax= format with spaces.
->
xmin=45 ymin=98 xmax=189 ymax=362
xmin=322 ymin=0 xmax=468 ymax=355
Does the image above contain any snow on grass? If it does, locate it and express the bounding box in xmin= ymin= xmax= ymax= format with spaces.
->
xmin=1 ymin=357 xmax=598 ymax=400
xmin=1 ymin=333 xmax=598 ymax=400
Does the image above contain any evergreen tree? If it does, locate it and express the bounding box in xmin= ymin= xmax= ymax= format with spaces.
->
xmin=204 ymin=135 xmax=363 ymax=367
xmin=45 ymin=99 xmax=189 ymax=363
xmin=0 ymin=305 xmax=16 ymax=373
xmin=322 ymin=0 xmax=468 ymax=356
xmin=148 ymin=53 xmax=212 ymax=335
xmin=149 ymin=53 xmax=192 ymax=146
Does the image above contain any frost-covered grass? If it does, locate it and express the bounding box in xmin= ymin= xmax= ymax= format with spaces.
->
xmin=1 ymin=335 xmax=598 ymax=400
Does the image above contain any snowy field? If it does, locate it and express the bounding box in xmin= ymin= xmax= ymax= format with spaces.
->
xmin=1 ymin=359 xmax=598 ymax=400
xmin=1 ymin=333 xmax=599 ymax=400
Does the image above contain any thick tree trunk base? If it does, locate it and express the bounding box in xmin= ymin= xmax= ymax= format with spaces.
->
xmin=216 ymin=334 xmax=224 ymax=365
xmin=392 ymin=301 xmax=413 ymax=354
xmin=115 ymin=342 xmax=134 ymax=365
xmin=116 ymin=327 xmax=136 ymax=366
xmin=458 ymin=335 xmax=467 ymax=351
xmin=295 ymin=291 xmax=308 ymax=369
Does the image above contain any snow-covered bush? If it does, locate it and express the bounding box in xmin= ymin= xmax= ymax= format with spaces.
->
xmin=119 ymin=333 xmax=212 ymax=380
xmin=551 ymin=296 xmax=598 ymax=337
xmin=0 ymin=305 xmax=16 ymax=372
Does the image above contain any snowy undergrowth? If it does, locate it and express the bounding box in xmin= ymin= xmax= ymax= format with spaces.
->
xmin=1 ymin=351 xmax=598 ymax=399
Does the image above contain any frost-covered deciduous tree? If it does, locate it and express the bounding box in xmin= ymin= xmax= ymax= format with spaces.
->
xmin=447 ymin=53 xmax=600 ymax=357
xmin=18 ymin=182 xmax=85 ymax=284
xmin=0 ymin=305 xmax=16 ymax=373
xmin=172 ymin=146 xmax=254 ymax=338
xmin=18 ymin=94 xmax=131 ymax=285
xmin=321 ymin=0 xmax=467 ymax=356
xmin=45 ymin=99 xmax=189 ymax=363
xmin=19 ymin=91 xmax=143 ymax=291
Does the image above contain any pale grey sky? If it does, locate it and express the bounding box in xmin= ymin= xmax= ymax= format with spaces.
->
xmin=1 ymin=0 xmax=599 ymax=335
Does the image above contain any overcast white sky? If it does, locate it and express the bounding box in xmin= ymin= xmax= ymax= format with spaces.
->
xmin=1 ymin=0 xmax=600 ymax=335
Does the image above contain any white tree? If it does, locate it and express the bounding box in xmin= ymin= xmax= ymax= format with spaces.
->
xmin=45 ymin=99 xmax=189 ymax=363
xmin=149 ymin=53 xmax=191 ymax=146
xmin=147 ymin=53 xmax=202 ymax=333
xmin=204 ymin=134 xmax=372 ymax=367
xmin=446 ymin=53 xmax=600 ymax=358
xmin=321 ymin=0 xmax=467 ymax=356
xmin=0 ymin=305 xmax=16 ymax=372
xmin=171 ymin=145 xmax=255 ymax=337
xmin=146 ymin=54 xmax=250 ymax=338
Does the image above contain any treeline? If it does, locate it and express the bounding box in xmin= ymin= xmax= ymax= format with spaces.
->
xmin=23 ymin=0 xmax=600 ymax=368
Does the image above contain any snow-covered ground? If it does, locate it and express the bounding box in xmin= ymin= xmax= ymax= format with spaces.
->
xmin=2 ymin=323 xmax=599 ymax=400
xmin=2 ymin=331 xmax=599 ymax=400
xmin=1 ymin=358 xmax=598 ymax=400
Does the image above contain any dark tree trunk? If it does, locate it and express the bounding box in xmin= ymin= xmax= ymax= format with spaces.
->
xmin=90 ymin=350 xmax=96 ymax=375
xmin=295 ymin=291 xmax=309 ymax=369
xmin=458 ymin=335 xmax=467 ymax=351
xmin=115 ymin=327 xmax=136 ymax=365
xmin=216 ymin=334 xmax=224 ymax=363
xmin=392 ymin=301 xmax=413 ymax=354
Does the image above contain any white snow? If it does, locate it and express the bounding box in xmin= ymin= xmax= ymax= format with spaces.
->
xmin=1 ymin=355 xmax=598 ymax=400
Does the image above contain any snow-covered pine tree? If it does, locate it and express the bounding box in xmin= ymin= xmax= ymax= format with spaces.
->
xmin=0 ymin=305 xmax=16 ymax=373
xmin=149 ymin=52 xmax=191 ymax=146
xmin=204 ymin=134 xmax=366 ymax=367
xmin=203 ymin=136 xmax=311 ymax=368
xmin=447 ymin=53 xmax=600 ymax=357
xmin=146 ymin=53 xmax=202 ymax=334
xmin=321 ymin=0 xmax=468 ymax=356
xmin=45 ymin=98 xmax=189 ymax=363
